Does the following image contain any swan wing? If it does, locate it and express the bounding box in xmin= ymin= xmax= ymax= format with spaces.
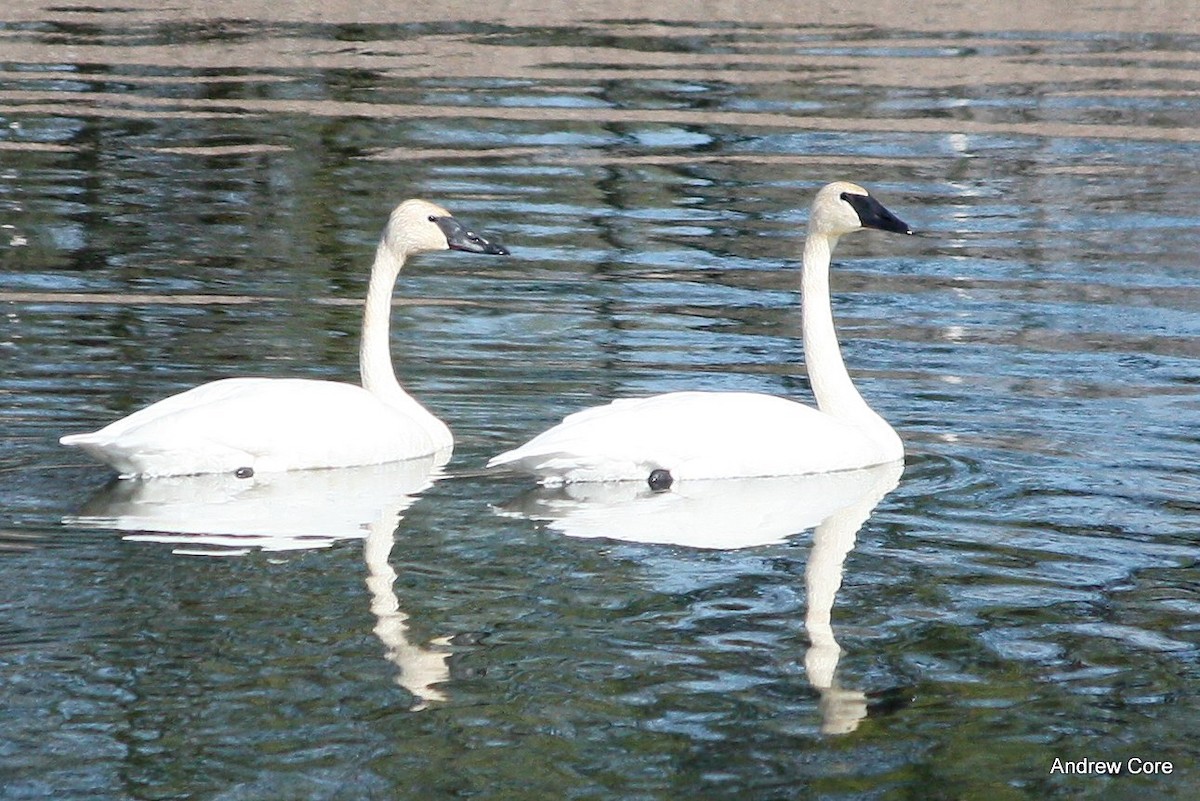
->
xmin=488 ymin=391 xmax=889 ymax=482
xmin=61 ymin=378 xmax=446 ymax=477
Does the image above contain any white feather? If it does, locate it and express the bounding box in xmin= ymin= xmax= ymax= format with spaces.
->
xmin=489 ymin=391 xmax=884 ymax=482
xmin=61 ymin=378 xmax=445 ymax=477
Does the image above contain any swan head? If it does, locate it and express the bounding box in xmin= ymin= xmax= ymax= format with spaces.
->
xmin=811 ymin=182 xmax=913 ymax=239
xmin=383 ymin=199 xmax=509 ymax=258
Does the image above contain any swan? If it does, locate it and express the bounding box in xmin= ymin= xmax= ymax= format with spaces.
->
xmin=61 ymin=199 xmax=508 ymax=478
xmin=487 ymin=181 xmax=913 ymax=487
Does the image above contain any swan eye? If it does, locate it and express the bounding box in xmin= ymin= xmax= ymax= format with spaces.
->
xmin=428 ymin=215 xmax=438 ymax=223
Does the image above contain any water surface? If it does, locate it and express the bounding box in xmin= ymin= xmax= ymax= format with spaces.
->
xmin=2 ymin=2 xmax=1199 ymax=798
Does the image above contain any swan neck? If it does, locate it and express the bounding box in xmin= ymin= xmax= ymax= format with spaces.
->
xmin=801 ymin=232 xmax=897 ymax=455
xmin=802 ymin=234 xmax=860 ymax=412
xmin=359 ymin=239 xmax=452 ymax=449
xmin=360 ymin=240 xmax=405 ymax=398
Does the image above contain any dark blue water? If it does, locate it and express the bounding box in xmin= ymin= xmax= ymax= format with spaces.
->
xmin=2 ymin=5 xmax=1198 ymax=799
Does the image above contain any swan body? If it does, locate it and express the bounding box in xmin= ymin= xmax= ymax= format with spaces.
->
xmin=63 ymin=378 xmax=444 ymax=478
xmin=488 ymin=181 xmax=913 ymax=485
xmin=488 ymin=391 xmax=892 ymax=484
xmin=62 ymin=199 xmax=508 ymax=478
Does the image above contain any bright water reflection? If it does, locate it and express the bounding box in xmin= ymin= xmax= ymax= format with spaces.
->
xmin=3 ymin=1 xmax=1200 ymax=798
xmin=65 ymin=460 xmax=453 ymax=708
xmin=66 ymin=458 xmax=440 ymax=554
xmin=499 ymin=461 xmax=905 ymax=735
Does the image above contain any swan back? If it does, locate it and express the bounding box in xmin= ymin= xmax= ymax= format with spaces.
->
xmin=488 ymin=391 xmax=896 ymax=483
xmin=61 ymin=378 xmax=451 ymax=477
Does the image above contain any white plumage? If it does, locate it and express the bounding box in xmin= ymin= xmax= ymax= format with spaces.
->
xmin=488 ymin=181 xmax=914 ymax=486
xmin=61 ymin=199 xmax=508 ymax=478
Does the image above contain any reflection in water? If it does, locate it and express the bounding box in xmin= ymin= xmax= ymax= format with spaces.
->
xmin=63 ymin=460 xmax=451 ymax=708
xmin=499 ymin=460 xmax=902 ymax=733
xmin=362 ymin=508 xmax=452 ymax=710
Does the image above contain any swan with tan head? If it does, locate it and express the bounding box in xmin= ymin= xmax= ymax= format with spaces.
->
xmin=487 ymin=182 xmax=913 ymax=487
xmin=62 ymin=199 xmax=508 ymax=478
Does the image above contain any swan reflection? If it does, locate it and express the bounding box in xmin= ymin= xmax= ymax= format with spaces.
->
xmin=499 ymin=460 xmax=903 ymax=734
xmin=64 ymin=459 xmax=451 ymax=709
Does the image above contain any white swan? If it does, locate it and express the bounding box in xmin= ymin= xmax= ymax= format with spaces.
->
xmin=487 ymin=181 xmax=913 ymax=486
xmin=61 ymin=199 xmax=508 ymax=478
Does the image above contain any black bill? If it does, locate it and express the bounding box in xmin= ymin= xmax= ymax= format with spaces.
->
xmin=434 ymin=216 xmax=510 ymax=255
xmin=841 ymin=192 xmax=914 ymax=235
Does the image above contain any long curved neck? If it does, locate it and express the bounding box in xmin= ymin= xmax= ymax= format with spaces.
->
xmin=801 ymin=232 xmax=900 ymax=455
xmin=359 ymin=240 xmax=452 ymax=448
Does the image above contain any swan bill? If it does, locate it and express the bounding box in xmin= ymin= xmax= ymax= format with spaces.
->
xmin=841 ymin=192 xmax=913 ymax=236
xmin=433 ymin=216 xmax=509 ymax=255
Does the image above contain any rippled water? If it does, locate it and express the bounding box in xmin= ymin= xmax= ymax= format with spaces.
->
xmin=3 ymin=2 xmax=1199 ymax=798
